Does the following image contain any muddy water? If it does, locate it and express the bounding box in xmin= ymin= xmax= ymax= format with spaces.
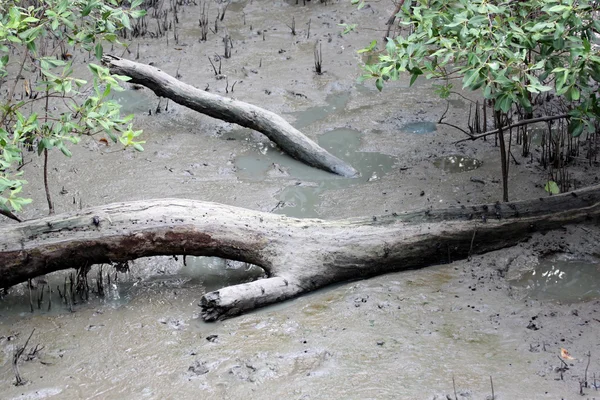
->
xmin=235 ymin=127 xmax=397 ymax=217
xmin=434 ymin=154 xmax=482 ymax=173
xmin=512 ymin=256 xmax=600 ymax=303
xmin=2 ymin=1 xmax=600 ymax=399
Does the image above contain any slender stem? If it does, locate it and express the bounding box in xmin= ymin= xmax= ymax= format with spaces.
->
xmin=43 ymin=148 xmax=54 ymax=215
xmin=495 ymin=109 xmax=509 ymax=202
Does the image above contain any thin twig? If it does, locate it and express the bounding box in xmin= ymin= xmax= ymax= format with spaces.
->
xmin=12 ymin=329 xmax=35 ymax=386
xmin=452 ymin=375 xmax=458 ymax=400
xmin=584 ymin=351 xmax=591 ymax=388
xmin=454 ymin=114 xmax=570 ymax=144
xmin=439 ymin=101 xmax=471 ymax=136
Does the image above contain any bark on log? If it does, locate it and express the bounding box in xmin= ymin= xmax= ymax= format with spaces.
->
xmin=101 ymin=54 xmax=358 ymax=178
xmin=1 ymin=185 xmax=599 ymax=321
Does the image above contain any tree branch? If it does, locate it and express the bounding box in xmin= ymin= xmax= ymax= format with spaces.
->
xmin=453 ymin=113 xmax=570 ymax=144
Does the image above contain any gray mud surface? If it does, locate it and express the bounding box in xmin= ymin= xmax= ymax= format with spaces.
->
xmin=2 ymin=1 xmax=600 ymax=399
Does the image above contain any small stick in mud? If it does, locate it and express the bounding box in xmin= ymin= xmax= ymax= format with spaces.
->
xmin=37 ymin=282 xmax=44 ymax=309
xmin=176 ymin=58 xmax=182 ymax=79
xmin=97 ymin=264 xmax=105 ymax=298
xmin=306 ymin=18 xmax=311 ymax=39
xmin=584 ymin=351 xmax=591 ymax=388
xmin=47 ymin=284 xmax=51 ymax=312
xmin=224 ymin=35 xmax=232 ymax=58
xmin=28 ymin=279 xmax=33 ymax=313
xmin=199 ymin=2 xmax=208 ymax=41
xmin=452 ymin=375 xmax=458 ymax=400
xmin=12 ymin=329 xmax=35 ymax=386
xmin=557 ymin=355 xmax=569 ymax=380
xmin=219 ymin=1 xmax=229 ymax=21
xmin=490 ymin=375 xmax=495 ymax=399
xmin=314 ymin=42 xmax=323 ymax=75
xmin=286 ymin=16 xmax=296 ymax=35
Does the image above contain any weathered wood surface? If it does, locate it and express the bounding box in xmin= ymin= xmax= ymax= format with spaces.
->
xmin=1 ymin=185 xmax=599 ymax=320
xmin=101 ymin=54 xmax=358 ymax=178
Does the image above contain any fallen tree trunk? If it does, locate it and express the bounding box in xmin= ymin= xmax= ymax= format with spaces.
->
xmin=101 ymin=54 xmax=358 ymax=178
xmin=1 ymin=185 xmax=599 ymax=320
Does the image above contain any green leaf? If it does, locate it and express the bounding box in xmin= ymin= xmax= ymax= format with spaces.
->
xmin=59 ymin=145 xmax=72 ymax=157
xmin=547 ymin=5 xmax=570 ymax=12
xmin=133 ymin=143 xmax=144 ymax=152
xmin=95 ymin=42 xmax=103 ymax=60
xmin=358 ymin=40 xmax=377 ymax=54
xmin=544 ymin=181 xmax=560 ymax=195
xmin=120 ymin=14 xmax=131 ymax=30
xmin=568 ymin=119 xmax=584 ymax=137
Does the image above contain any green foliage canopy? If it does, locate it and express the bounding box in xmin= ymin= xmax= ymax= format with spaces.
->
xmin=0 ymin=0 xmax=146 ymax=214
xmin=359 ymin=0 xmax=600 ymax=135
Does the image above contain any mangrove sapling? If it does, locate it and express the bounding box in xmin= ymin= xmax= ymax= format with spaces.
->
xmin=0 ymin=0 xmax=147 ymax=219
xmin=356 ymin=0 xmax=600 ymax=201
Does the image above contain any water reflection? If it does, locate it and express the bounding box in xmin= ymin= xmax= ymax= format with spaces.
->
xmin=234 ymin=128 xmax=397 ymax=217
xmin=400 ymin=121 xmax=437 ymax=134
xmin=433 ymin=155 xmax=482 ymax=173
xmin=512 ymin=256 xmax=600 ymax=303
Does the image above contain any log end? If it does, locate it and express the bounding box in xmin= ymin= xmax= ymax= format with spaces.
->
xmin=199 ymin=277 xmax=304 ymax=321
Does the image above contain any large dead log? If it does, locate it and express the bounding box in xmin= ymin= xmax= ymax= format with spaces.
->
xmin=101 ymin=54 xmax=358 ymax=178
xmin=1 ymin=185 xmax=599 ymax=320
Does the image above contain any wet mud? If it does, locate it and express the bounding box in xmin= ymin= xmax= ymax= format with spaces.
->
xmin=2 ymin=0 xmax=600 ymax=399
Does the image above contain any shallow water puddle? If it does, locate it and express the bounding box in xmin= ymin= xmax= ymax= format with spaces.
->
xmin=433 ymin=154 xmax=482 ymax=173
xmin=511 ymin=256 xmax=600 ymax=303
xmin=235 ymin=128 xmax=397 ymax=217
xmin=400 ymin=121 xmax=437 ymax=134
xmin=0 ymin=271 xmax=134 ymax=318
xmin=0 ymin=258 xmax=265 ymax=318
xmin=287 ymin=92 xmax=351 ymax=129
xmin=180 ymin=257 xmax=266 ymax=292
xmin=111 ymin=88 xmax=153 ymax=114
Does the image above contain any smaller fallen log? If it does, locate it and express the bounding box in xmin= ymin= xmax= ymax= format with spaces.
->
xmin=1 ymin=185 xmax=599 ymax=321
xmin=102 ymin=55 xmax=358 ymax=178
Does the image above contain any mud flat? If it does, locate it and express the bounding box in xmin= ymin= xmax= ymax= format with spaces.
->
xmin=1 ymin=1 xmax=600 ymax=398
